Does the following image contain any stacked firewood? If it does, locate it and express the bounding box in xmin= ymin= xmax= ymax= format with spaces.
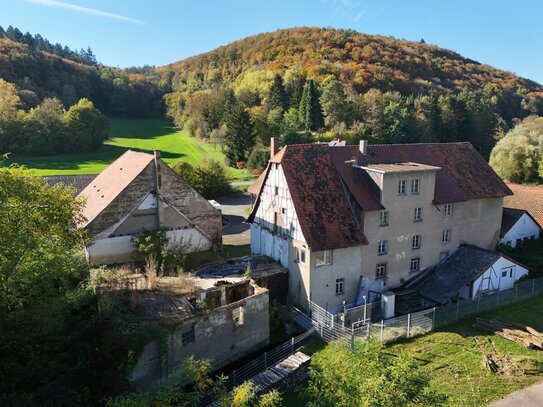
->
xmin=474 ymin=318 xmax=543 ymax=351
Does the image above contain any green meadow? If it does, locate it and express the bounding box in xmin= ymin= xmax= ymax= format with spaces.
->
xmin=7 ymin=118 xmax=252 ymax=180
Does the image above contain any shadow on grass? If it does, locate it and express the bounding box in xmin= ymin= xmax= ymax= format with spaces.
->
xmin=108 ymin=118 xmax=178 ymax=140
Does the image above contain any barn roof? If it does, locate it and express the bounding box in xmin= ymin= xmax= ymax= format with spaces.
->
xmin=77 ymin=150 xmax=154 ymax=227
xmin=44 ymin=174 xmax=97 ymax=195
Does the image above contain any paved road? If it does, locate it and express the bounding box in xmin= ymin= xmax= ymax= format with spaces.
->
xmin=218 ymin=194 xmax=252 ymax=246
xmin=489 ymin=381 xmax=543 ymax=406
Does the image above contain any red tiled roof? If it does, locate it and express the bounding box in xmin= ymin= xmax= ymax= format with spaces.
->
xmin=77 ymin=150 xmax=154 ymax=227
xmin=505 ymin=184 xmax=543 ymax=227
xmin=249 ymin=142 xmax=511 ymax=252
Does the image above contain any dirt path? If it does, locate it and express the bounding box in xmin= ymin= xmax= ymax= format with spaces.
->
xmin=489 ymin=381 xmax=543 ymax=406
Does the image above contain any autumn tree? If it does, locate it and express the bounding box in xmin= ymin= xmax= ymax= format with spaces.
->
xmin=64 ymin=98 xmax=109 ymax=151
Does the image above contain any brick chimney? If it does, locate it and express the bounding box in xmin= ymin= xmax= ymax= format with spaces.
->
xmin=154 ymin=149 xmax=161 ymax=159
xmin=270 ymin=137 xmax=280 ymax=158
xmin=359 ymin=140 xmax=368 ymax=155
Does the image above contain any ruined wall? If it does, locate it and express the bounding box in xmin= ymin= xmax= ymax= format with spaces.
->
xmin=130 ymin=285 xmax=270 ymax=388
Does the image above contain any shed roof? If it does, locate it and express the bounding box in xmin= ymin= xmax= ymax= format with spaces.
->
xmin=414 ymin=245 xmax=503 ymax=304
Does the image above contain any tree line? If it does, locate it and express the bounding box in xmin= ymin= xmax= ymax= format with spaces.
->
xmin=0 ymin=26 xmax=166 ymax=118
xmin=0 ymin=79 xmax=109 ymax=155
xmin=164 ymin=71 xmax=542 ymax=173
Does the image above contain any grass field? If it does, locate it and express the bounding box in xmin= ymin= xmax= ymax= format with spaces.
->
xmin=283 ymin=295 xmax=543 ymax=407
xmin=7 ymin=118 xmax=253 ymax=180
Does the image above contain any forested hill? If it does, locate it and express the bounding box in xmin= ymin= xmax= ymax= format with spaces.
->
xmin=0 ymin=26 xmax=164 ymax=117
xmin=158 ymin=27 xmax=543 ymax=120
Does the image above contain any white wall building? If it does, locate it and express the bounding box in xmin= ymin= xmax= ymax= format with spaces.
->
xmin=500 ymin=208 xmax=541 ymax=248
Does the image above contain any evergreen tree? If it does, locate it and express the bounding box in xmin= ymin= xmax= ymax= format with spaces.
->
xmin=224 ymin=99 xmax=255 ymax=165
xmin=267 ymin=73 xmax=287 ymax=112
xmin=320 ymin=77 xmax=348 ymax=128
xmin=298 ymin=79 xmax=324 ymax=131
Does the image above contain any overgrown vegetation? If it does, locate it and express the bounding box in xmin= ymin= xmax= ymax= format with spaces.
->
xmin=108 ymin=357 xmax=281 ymax=407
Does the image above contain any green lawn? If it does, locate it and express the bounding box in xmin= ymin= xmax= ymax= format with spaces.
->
xmin=7 ymin=118 xmax=253 ymax=181
xmin=283 ymin=295 xmax=543 ymax=407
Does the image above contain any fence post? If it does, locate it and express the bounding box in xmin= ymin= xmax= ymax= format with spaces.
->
xmin=533 ymin=278 xmax=536 ymax=296
xmin=291 ymin=337 xmax=294 ymax=354
xmin=407 ymin=313 xmax=411 ymax=338
xmin=233 ymin=370 xmax=237 ymax=387
xmin=331 ymin=313 xmax=334 ymax=330
xmin=456 ymin=300 xmax=460 ymax=321
xmin=264 ymin=352 xmax=267 ymax=369
xmin=380 ymin=320 xmax=384 ymax=343
xmin=497 ymin=290 xmax=500 ymax=307
xmin=477 ymin=295 xmax=480 ymax=314
xmin=515 ymin=284 xmax=518 ymax=302
xmin=351 ymin=330 xmax=355 ymax=350
xmin=432 ymin=307 xmax=436 ymax=330
xmin=367 ymin=321 xmax=371 ymax=341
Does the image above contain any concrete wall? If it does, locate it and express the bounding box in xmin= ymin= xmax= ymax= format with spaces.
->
xmin=500 ymin=213 xmax=541 ymax=247
xmin=471 ymin=257 xmax=529 ymax=298
xmin=131 ymin=284 xmax=270 ymax=388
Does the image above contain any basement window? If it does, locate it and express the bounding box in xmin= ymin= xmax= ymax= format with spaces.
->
xmin=233 ymin=306 xmax=245 ymax=328
xmin=316 ymin=250 xmax=332 ymax=267
xmin=410 ymin=258 xmax=420 ymax=273
xmin=439 ymin=251 xmax=449 ymax=261
xmin=182 ymin=326 xmax=195 ymax=345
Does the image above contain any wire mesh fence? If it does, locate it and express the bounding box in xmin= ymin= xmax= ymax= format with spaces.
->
xmin=308 ymin=277 xmax=543 ymax=347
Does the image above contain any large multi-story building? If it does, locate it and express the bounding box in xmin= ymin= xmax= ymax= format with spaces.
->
xmin=248 ymin=139 xmax=512 ymax=311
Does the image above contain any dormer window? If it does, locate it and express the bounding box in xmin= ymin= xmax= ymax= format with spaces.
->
xmin=398 ymin=180 xmax=407 ymax=195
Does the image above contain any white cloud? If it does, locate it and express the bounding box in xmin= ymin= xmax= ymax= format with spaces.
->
xmin=324 ymin=0 xmax=368 ymax=23
xmin=23 ymin=0 xmax=147 ymax=25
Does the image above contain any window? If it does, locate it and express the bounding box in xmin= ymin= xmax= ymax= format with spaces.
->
xmin=501 ymin=270 xmax=507 ymax=278
xmin=182 ymin=326 xmax=195 ymax=345
xmin=316 ymin=250 xmax=333 ymax=267
xmin=376 ymin=264 xmax=387 ymax=279
xmin=444 ymin=203 xmax=453 ymax=216
xmin=506 ymin=240 xmax=512 ymax=246
xmin=378 ymin=240 xmax=388 ymax=255
xmin=414 ymin=207 xmax=423 ymax=222
xmin=281 ymin=207 xmax=287 ymax=215
xmin=412 ymin=234 xmax=421 ymax=250
xmin=274 ymin=186 xmax=279 ymax=196
xmin=295 ymin=247 xmax=306 ymax=264
xmin=233 ymin=306 xmax=244 ymax=327
xmin=335 ymin=278 xmax=345 ymax=295
xmin=410 ymin=258 xmax=420 ymax=273
xmin=442 ymin=230 xmax=450 ymax=243
xmin=398 ymin=180 xmax=407 ymax=195
xmin=379 ymin=210 xmax=389 ymax=226
xmin=411 ymin=179 xmax=420 ymax=194
xmin=439 ymin=251 xmax=449 ymax=261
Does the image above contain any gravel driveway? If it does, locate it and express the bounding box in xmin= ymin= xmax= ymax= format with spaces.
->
xmin=218 ymin=194 xmax=252 ymax=246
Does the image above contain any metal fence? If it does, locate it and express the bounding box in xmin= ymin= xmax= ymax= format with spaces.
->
xmin=308 ymin=277 xmax=543 ymax=347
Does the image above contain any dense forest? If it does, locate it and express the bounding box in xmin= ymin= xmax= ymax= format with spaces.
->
xmin=0 ymin=26 xmax=165 ymax=117
xmin=1 ymin=26 xmax=543 ymax=173
xmin=158 ymin=27 xmax=543 ymax=167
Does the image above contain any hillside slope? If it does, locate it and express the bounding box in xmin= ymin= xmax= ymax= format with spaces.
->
xmin=159 ymin=27 xmax=543 ymax=107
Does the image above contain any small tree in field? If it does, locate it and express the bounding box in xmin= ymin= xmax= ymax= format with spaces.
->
xmin=305 ymin=342 xmax=446 ymax=407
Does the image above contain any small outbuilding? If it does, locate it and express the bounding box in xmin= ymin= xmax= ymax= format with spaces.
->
xmin=78 ymin=150 xmax=222 ymax=265
xmin=500 ymin=207 xmax=541 ymax=247
xmin=404 ymin=245 xmax=529 ymax=307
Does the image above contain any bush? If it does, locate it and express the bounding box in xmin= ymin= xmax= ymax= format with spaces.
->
xmin=247 ymin=146 xmax=269 ymax=173
xmin=171 ymin=158 xmax=232 ymax=199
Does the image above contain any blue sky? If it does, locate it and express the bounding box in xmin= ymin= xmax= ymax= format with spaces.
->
xmin=1 ymin=0 xmax=542 ymax=84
